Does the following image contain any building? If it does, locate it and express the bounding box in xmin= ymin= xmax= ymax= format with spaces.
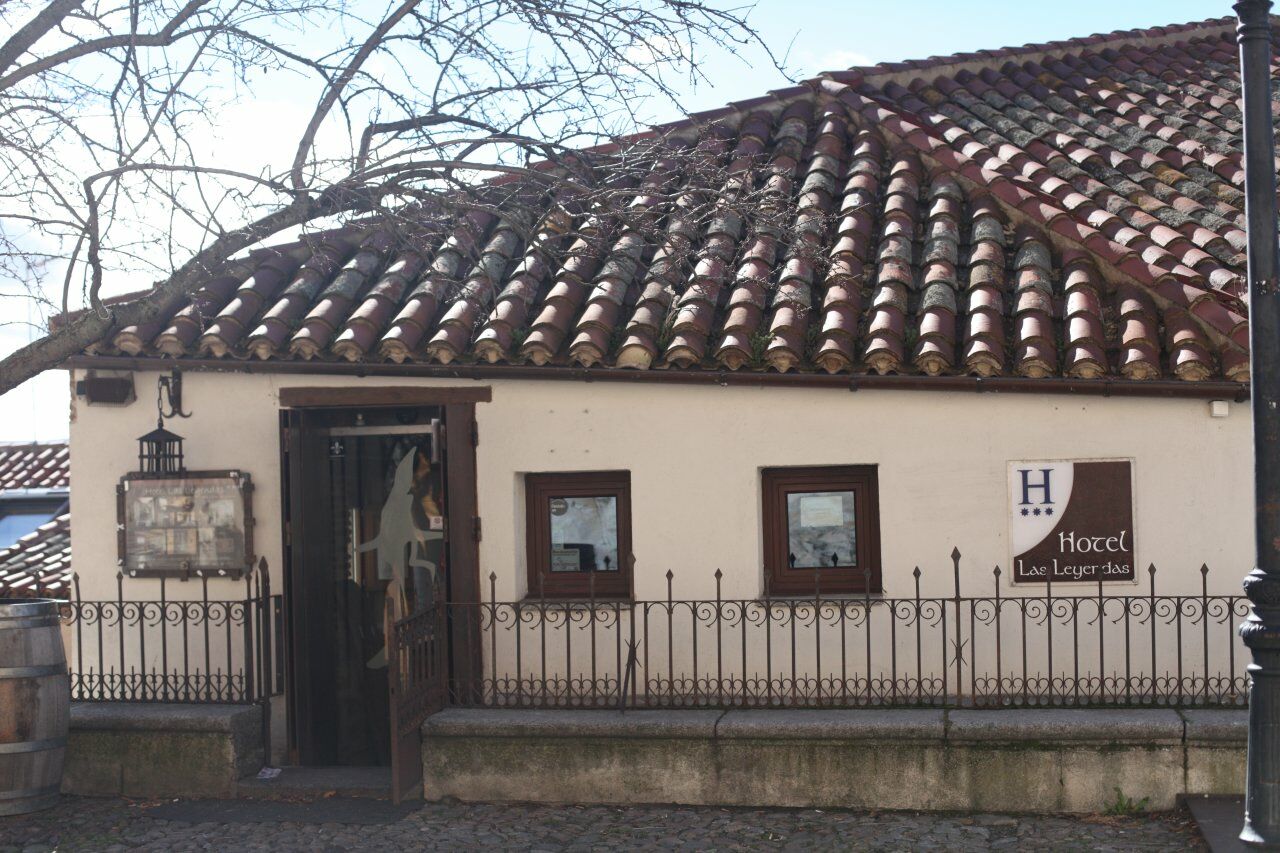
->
xmin=0 ymin=441 xmax=71 ymax=597
xmin=0 ymin=441 xmax=70 ymax=546
xmin=0 ymin=514 xmax=71 ymax=599
xmin=50 ymin=16 xmax=1258 ymax=808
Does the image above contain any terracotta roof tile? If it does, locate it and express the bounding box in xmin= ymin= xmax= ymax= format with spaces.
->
xmin=73 ymin=17 xmax=1257 ymax=385
xmin=291 ymin=232 xmax=394 ymax=359
xmin=0 ymin=441 xmax=69 ymax=491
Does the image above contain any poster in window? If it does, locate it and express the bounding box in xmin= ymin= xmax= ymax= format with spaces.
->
xmin=118 ymin=471 xmax=254 ymax=578
xmin=786 ymin=490 xmax=857 ymax=569
xmin=798 ymin=494 xmax=845 ymax=527
xmin=550 ymin=548 xmax=581 ymax=572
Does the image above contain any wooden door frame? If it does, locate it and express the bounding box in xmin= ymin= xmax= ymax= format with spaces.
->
xmin=442 ymin=401 xmax=482 ymax=702
xmin=278 ymin=385 xmax=489 ymax=762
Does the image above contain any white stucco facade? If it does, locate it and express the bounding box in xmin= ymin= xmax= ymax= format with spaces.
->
xmin=67 ymin=368 xmax=1252 ymax=602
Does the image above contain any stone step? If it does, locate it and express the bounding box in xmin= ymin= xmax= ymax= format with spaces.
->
xmin=1183 ymin=794 xmax=1247 ymax=852
xmin=236 ymin=766 xmax=396 ymax=801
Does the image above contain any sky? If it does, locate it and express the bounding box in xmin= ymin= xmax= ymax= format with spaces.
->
xmin=0 ymin=0 xmax=1230 ymax=442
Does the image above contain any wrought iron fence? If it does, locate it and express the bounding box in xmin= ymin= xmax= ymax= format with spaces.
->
xmin=455 ymin=550 xmax=1250 ymax=710
xmin=42 ymin=550 xmax=1250 ymax=712
xmin=59 ymin=561 xmax=283 ymax=705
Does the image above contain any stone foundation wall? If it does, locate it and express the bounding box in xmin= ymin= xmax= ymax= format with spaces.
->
xmin=423 ymin=708 xmax=1245 ymax=813
xmin=63 ymin=703 xmax=264 ymax=798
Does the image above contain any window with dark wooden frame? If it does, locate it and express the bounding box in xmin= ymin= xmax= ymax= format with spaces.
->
xmin=526 ymin=471 xmax=632 ymax=599
xmin=762 ymin=466 xmax=881 ymax=595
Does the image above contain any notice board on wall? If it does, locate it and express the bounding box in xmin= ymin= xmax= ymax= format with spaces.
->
xmin=1008 ymin=460 xmax=1135 ymax=584
xmin=117 ymin=470 xmax=254 ymax=578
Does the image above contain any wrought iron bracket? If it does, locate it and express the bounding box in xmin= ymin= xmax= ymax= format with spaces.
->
xmin=157 ymin=369 xmax=192 ymax=419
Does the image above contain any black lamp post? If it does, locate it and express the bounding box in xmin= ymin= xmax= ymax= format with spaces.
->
xmin=1236 ymin=1 xmax=1280 ymax=846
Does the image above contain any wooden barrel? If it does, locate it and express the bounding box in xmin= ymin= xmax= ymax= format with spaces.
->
xmin=0 ymin=599 xmax=69 ymax=815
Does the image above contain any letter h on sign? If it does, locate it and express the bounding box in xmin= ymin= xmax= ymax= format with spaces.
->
xmin=1019 ymin=468 xmax=1053 ymax=506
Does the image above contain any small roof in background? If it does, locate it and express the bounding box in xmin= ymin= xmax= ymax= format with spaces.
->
xmin=0 ymin=441 xmax=70 ymax=492
xmin=0 ymin=442 xmax=71 ymax=599
xmin=0 ymin=513 xmax=71 ymax=599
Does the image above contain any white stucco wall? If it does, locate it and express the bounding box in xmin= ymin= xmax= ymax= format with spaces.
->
xmin=68 ymin=368 xmax=1252 ymax=602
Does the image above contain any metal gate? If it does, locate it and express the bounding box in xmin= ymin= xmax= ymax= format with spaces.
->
xmin=386 ymin=578 xmax=449 ymax=803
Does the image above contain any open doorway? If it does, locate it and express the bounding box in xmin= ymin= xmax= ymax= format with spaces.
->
xmin=280 ymin=403 xmax=450 ymax=767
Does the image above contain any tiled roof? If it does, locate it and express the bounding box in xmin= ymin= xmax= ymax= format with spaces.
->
xmin=87 ymin=17 xmax=1254 ymax=384
xmin=0 ymin=441 xmax=70 ymax=492
xmin=0 ymin=513 xmax=71 ymax=599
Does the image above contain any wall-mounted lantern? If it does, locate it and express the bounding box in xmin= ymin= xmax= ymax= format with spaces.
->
xmin=136 ymin=371 xmax=190 ymax=476
xmin=137 ymin=421 xmax=184 ymax=476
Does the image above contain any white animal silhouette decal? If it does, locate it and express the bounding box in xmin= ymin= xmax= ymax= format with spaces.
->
xmin=360 ymin=449 xmax=443 ymax=668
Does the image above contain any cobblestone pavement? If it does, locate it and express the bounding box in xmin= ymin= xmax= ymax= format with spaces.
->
xmin=0 ymin=797 xmax=1205 ymax=851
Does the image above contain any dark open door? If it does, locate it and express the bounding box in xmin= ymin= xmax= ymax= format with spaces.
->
xmin=286 ymin=407 xmax=402 ymax=765
xmin=280 ymin=390 xmax=484 ymax=794
xmin=283 ymin=405 xmax=448 ymax=768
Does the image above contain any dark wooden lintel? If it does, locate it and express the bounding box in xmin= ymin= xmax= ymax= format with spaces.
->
xmin=63 ymin=354 xmax=1250 ymax=402
xmin=278 ymin=385 xmax=491 ymax=408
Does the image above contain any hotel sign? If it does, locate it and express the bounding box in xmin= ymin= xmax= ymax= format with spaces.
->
xmin=1008 ymin=460 xmax=1135 ymax=583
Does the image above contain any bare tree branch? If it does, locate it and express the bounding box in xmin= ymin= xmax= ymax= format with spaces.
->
xmin=289 ymin=0 xmax=420 ymax=191
xmin=0 ymin=0 xmax=85 ymax=74
xmin=0 ymin=0 xmax=209 ymax=90
xmin=0 ymin=0 xmax=787 ymax=396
